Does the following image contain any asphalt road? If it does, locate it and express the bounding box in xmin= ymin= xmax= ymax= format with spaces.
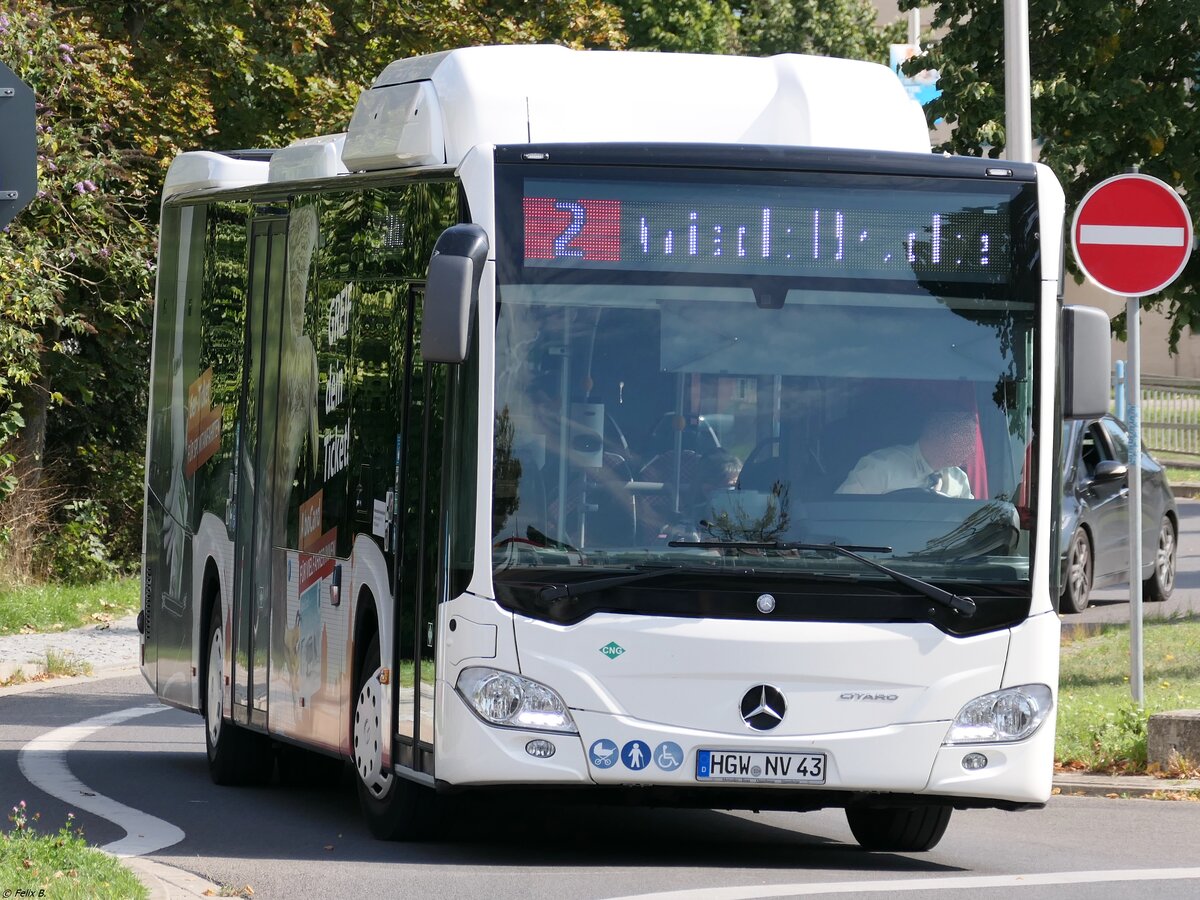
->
xmin=1060 ymin=497 xmax=1200 ymax=625
xmin=3 ymin=674 xmax=1200 ymax=900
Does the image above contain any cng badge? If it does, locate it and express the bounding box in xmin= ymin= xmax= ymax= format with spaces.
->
xmin=599 ymin=641 xmax=626 ymax=660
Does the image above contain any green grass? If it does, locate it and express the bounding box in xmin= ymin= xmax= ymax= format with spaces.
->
xmin=1057 ymin=615 xmax=1200 ymax=773
xmin=398 ymin=659 xmax=437 ymax=688
xmin=0 ymin=579 xmax=138 ymax=637
xmin=0 ymin=803 xmax=147 ymax=900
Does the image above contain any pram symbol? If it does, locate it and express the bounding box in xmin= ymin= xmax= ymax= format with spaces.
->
xmin=589 ymin=738 xmax=619 ymax=768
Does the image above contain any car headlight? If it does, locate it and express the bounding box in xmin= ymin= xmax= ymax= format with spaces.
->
xmin=943 ymin=684 xmax=1053 ymax=745
xmin=456 ymin=667 xmax=577 ymax=733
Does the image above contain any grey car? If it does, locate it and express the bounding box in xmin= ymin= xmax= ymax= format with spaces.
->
xmin=1059 ymin=415 xmax=1178 ymax=614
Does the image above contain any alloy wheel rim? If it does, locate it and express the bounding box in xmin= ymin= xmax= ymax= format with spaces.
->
xmin=1157 ymin=522 xmax=1176 ymax=591
xmin=1070 ymin=534 xmax=1091 ymax=601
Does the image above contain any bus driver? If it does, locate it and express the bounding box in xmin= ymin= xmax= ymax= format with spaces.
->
xmin=836 ymin=409 xmax=976 ymax=498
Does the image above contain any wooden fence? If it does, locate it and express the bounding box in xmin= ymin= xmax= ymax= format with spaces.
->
xmin=1118 ymin=374 xmax=1200 ymax=456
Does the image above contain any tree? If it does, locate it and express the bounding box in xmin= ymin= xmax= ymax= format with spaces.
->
xmin=1 ymin=0 xmax=629 ymax=581
xmin=735 ymin=0 xmax=901 ymax=62
xmin=1 ymin=3 xmax=170 ymax=579
xmin=902 ymin=0 xmax=1200 ymax=345
xmin=618 ymin=0 xmax=739 ymax=53
xmin=82 ymin=1 xmax=627 ymax=150
xmin=617 ymin=0 xmax=900 ymax=61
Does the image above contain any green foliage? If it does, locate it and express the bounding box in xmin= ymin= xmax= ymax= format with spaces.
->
xmin=0 ymin=3 xmax=170 ymax=580
xmin=903 ymin=0 xmax=1200 ymax=347
xmin=1 ymin=802 xmax=147 ymax=899
xmin=0 ymin=0 xmax=629 ymax=582
xmin=618 ymin=0 xmax=900 ymax=61
xmin=736 ymin=0 xmax=902 ymax=61
xmin=619 ymin=0 xmax=739 ymax=53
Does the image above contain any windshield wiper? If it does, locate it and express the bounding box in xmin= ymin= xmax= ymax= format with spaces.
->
xmin=537 ymin=564 xmax=750 ymax=601
xmin=667 ymin=540 xmax=977 ymax=618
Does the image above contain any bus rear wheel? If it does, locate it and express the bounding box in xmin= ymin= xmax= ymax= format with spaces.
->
xmin=203 ymin=603 xmax=273 ymax=785
xmin=845 ymin=804 xmax=952 ymax=852
xmin=353 ymin=633 xmax=435 ymax=840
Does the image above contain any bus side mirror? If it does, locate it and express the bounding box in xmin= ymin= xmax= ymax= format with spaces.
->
xmin=1062 ymin=305 xmax=1111 ymax=419
xmin=422 ymin=224 xmax=489 ymax=364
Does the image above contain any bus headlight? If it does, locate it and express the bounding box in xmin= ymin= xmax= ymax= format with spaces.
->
xmin=943 ymin=684 xmax=1053 ymax=744
xmin=456 ymin=667 xmax=578 ymax=733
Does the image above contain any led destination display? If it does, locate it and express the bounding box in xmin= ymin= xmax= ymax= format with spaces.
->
xmin=521 ymin=178 xmax=1016 ymax=284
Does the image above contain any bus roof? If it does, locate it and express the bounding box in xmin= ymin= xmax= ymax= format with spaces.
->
xmin=163 ymin=45 xmax=932 ymax=198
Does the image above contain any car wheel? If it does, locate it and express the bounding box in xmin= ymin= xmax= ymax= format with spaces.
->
xmin=353 ymin=633 xmax=436 ymax=840
xmin=1143 ymin=515 xmax=1177 ymax=603
xmin=846 ymin=804 xmax=952 ymax=852
xmin=1061 ymin=528 xmax=1093 ymax=615
xmin=204 ymin=602 xmax=273 ymax=785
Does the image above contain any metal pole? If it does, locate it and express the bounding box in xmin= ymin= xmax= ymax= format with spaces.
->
xmin=909 ymin=8 xmax=921 ymax=47
xmin=1126 ymin=297 xmax=1144 ymax=705
xmin=1003 ymin=0 xmax=1033 ymax=163
xmin=1114 ymin=359 xmax=1125 ymax=418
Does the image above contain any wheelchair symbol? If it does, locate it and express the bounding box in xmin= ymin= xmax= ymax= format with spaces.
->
xmin=654 ymin=741 xmax=684 ymax=771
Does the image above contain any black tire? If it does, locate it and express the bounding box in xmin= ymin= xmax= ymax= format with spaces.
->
xmin=1143 ymin=515 xmax=1177 ymax=603
xmin=846 ymin=804 xmax=952 ymax=852
xmin=203 ymin=602 xmax=273 ymax=786
xmin=1060 ymin=528 xmax=1093 ymax=615
xmin=353 ymin=633 xmax=437 ymax=840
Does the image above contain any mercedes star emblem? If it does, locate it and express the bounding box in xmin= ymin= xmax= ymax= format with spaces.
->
xmin=740 ymin=684 xmax=787 ymax=730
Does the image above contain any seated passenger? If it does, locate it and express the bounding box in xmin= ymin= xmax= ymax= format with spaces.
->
xmin=836 ymin=410 xmax=976 ymax=498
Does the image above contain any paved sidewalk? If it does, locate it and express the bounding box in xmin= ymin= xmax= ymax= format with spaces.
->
xmin=0 ymin=612 xmax=140 ymax=683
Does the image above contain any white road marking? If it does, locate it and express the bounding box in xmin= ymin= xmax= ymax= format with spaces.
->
xmin=18 ymin=704 xmax=185 ymax=857
xmin=605 ymin=867 xmax=1200 ymax=899
xmin=1079 ymin=224 xmax=1186 ymax=246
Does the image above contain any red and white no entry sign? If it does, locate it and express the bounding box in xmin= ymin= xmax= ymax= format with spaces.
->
xmin=1071 ymin=173 xmax=1193 ymax=297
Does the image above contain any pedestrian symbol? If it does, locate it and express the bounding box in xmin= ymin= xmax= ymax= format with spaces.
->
xmin=589 ymin=738 xmax=619 ymax=769
xmin=621 ymin=740 xmax=651 ymax=770
xmin=654 ymin=741 xmax=683 ymax=771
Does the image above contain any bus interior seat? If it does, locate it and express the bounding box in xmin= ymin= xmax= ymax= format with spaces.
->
xmin=547 ymin=451 xmax=638 ymax=548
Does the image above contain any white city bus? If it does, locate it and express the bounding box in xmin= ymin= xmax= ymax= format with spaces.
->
xmin=140 ymin=45 xmax=1110 ymax=850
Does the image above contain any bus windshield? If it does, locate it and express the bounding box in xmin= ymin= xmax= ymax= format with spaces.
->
xmin=491 ymin=159 xmax=1040 ymax=591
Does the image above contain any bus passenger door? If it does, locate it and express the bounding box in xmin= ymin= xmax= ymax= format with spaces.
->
xmin=230 ymin=217 xmax=287 ymax=728
xmin=392 ymin=282 xmax=447 ymax=775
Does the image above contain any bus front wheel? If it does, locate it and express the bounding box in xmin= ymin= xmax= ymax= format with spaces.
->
xmin=845 ymin=804 xmax=952 ymax=852
xmin=203 ymin=603 xmax=273 ymax=785
xmin=353 ymin=633 xmax=435 ymax=840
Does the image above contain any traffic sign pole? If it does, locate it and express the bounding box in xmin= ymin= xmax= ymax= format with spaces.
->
xmin=1126 ymin=296 xmax=1144 ymax=705
xmin=1071 ymin=171 xmax=1192 ymax=706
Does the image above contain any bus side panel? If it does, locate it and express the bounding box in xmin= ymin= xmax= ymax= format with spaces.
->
xmin=144 ymin=200 xmax=253 ymax=710
xmin=143 ymin=205 xmax=206 ymax=707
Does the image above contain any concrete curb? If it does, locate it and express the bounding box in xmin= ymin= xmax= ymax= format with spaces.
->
xmin=1054 ymin=774 xmax=1200 ymax=798
xmin=0 ymin=663 xmax=141 ymax=697
xmin=125 ymin=857 xmax=222 ymax=899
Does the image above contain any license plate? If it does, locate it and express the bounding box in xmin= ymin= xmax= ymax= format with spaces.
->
xmin=696 ymin=750 xmax=826 ymax=784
